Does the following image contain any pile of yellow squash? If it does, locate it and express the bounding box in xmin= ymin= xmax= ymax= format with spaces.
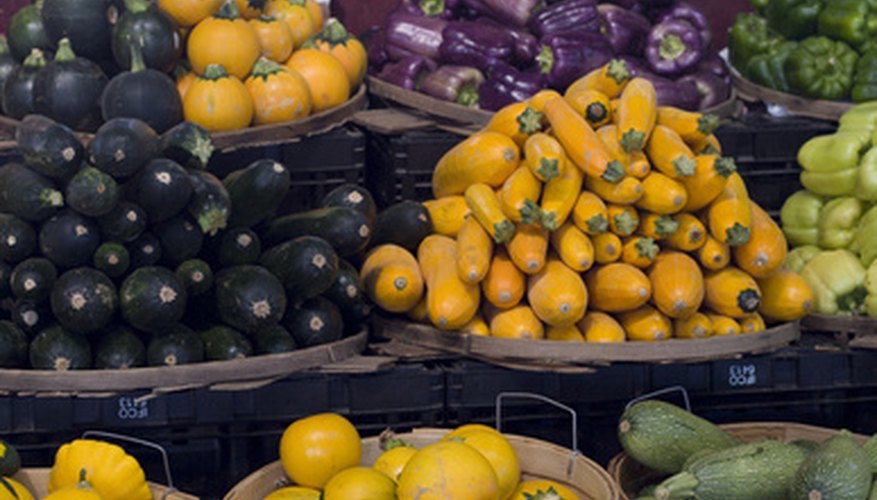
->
xmin=361 ymin=61 xmax=815 ymax=342
xmin=266 ymin=413 xmax=577 ymax=500
xmin=159 ymin=0 xmax=366 ymax=132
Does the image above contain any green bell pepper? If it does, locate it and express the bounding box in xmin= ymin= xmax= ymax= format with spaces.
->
xmin=818 ymin=196 xmax=864 ymax=249
xmin=800 ymin=249 xmax=868 ymax=315
xmin=853 ymin=50 xmax=877 ymax=102
xmin=853 ymin=205 xmax=877 ymax=266
xmin=838 ymin=101 xmax=877 ymax=132
xmin=785 ymin=36 xmax=859 ymax=100
xmin=746 ymin=41 xmax=797 ymax=92
xmin=729 ymin=13 xmax=782 ymax=71
xmin=817 ymin=0 xmax=877 ymax=49
xmin=766 ymin=0 xmax=824 ymax=40
xmin=786 ymin=245 xmax=822 ymax=272
xmin=780 ymin=190 xmax=825 ymax=246
xmin=751 ymin=0 xmax=770 ymax=15
xmin=797 ymin=130 xmax=871 ymax=196
xmin=865 ymin=260 xmax=877 ymax=317
xmin=855 ymin=147 xmax=877 ymax=201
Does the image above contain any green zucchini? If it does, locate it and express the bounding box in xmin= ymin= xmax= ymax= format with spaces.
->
xmin=127 ymin=158 xmax=193 ymax=223
xmin=159 ymin=121 xmax=214 ymax=170
xmin=29 ymin=324 xmax=92 ymax=370
xmin=322 ymin=183 xmax=377 ymax=227
xmin=88 ymin=117 xmax=159 ymax=179
xmin=790 ymin=433 xmax=872 ymax=500
xmin=93 ymin=242 xmax=131 ymax=278
xmin=128 ymin=232 xmax=163 ymax=269
xmin=0 ymin=213 xmax=37 ymax=263
xmin=214 ymin=227 xmax=261 ymax=267
xmin=15 ymin=114 xmax=83 ymax=181
xmin=0 ymin=162 xmax=64 ymax=222
xmin=97 ymin=201 xmax=147 ymax=243
xmin=251 ymin=324 xmax=297 ymax=354
xmin=0 ymin=438 xmax=21 ymax=476
xmin=94 ymin=325 xmax=146 ymax=369
xmin=261 ymin=206 xmax=372 ymax=257
xmin=0 ymin=320 xmax=28 ymax=368
xmin=146 ymin=324 xmax=204 ymax=366
xmin=368 ymin=200 xmax=433 ymax=253
xmin=199 ymin=325 xmax=253 ymax=361
xmin=39 ymin=209 xmax=101 ymax=269
xmin=224 ymin=159 xmax=290 ymax=228
xmin=65 ymin=166 xmax=119 ymax=217
xmin=154 ymin=214 xmax=203 ymax=265
xmin=50 ymin=267 xmax=117 ymax=335
xmin=10 ymin=257 xmax=57 ymax=302
xmin=187 ymin=169 xmax=230 ymax=236
xmin=10 ymin=299 xmax=50 ymax=336
xmin=283 ymin=297 xmax=344 ymax=348
xmin=260 ymin=236 xmax=338 ymax=300
xmin=0 ymin=262 xmax=12 ymax=301
xmin=120 ymin=266 xmax=187 ymax=333
xmin=618 ymin=400 xmax=739 ymax=474
xmin=175 ymin=259 xmax=213 ymax=296
xmin=655 ymin=440 xmax=807 ymax=500
xmin=214 ymin=265 xmax=286 ymax=334
xmin=322 ymin=259 xmax=371 ymax=329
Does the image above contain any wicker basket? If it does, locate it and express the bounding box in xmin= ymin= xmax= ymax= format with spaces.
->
xmin=11 ymin=468 xmax=198 ymax=499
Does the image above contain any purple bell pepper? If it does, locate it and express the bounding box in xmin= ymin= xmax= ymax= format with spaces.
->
xmin=529 ymin=0 xmax=600 ymax=37
xmin=393 ymin=0 xmax=461 ymax=19
xmin=384 ymin=13 xmax=448 ymax=60
xmin=537 ymin=31 xmax=613 ymax=89
xmin=479 ymin=17 xmax=539 ymax=67
xmin=598 ymin=4 xmax=652 ymax=56
xmin=438 ymin=20 xmax=515 ymax=68
xmin=487 ymin=62 xmax=545 ymax=92
xmin=385 ymin=43 xmax=421 ymax=62
xmin=697 ymin=51 xmax=731 ymax=84
xmin=366 ymin=29 xmax=389 ymax=73
xmin=655 ymin=2 xmax=712 ymax=49
xmin=420 ymin=65 xmax=485 ymax=107
xmin=645 ymin=19 xmax=704 ymax=77
xmin=650 ymin=75 xmax=700 ymax=110
xmin=460 ymin=0 xmax=493 ymax=17
xmin=604 ymin=0 xmax=646 ymax=15
xmin=376 ymin=55 xmax=437 ymax=90
xmin=479 ymin=76 xmax=542 ymax=111
xmin=481 ymin=0 xmax=544 ymax=27
xmin=678 ymin=70 xmax=731 ymax=110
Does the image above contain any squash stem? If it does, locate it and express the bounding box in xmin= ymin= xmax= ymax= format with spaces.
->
xmin=214 ymin=0 xmax=242 ymax=20
xmin=714 ymin=157 xmax=736 ymax=178
xmin=202 ymin=64 xmax=230 ymax=80
xmin=128 ymin=39 xmax=147 ymax=73
xmin=322 ymin=18 xmax=351 ymax=44
xmin=23 ymin=48 xmax=47 ymax=68
xmin=419 ymin=0 xmax=445 ymax=16
xmin=655 ymin=471 xmax=699 ymax=500
xmin=54 ymin=38 xmax=76 ymax=63
xmin=34 ymin=0 xmax=45 ymax=10
xmin=606 ymin=58 xmax=631 ymax=84
xmin=250 ymin=56 xmax=284 ymax=79
xmin=123 ymin=0 xmax=151 ymax=14
xmin=0 ymin=36 xmax=8 ymax=56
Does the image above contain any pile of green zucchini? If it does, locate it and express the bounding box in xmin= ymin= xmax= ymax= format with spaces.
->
xmin=619 ymin=400 xmax=877 ymax=500
xmin=0 ymin=113 xmax=433 ymax=370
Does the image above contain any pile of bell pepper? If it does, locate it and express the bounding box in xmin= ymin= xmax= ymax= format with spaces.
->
xmin=730 ymin=0 xmax=877 ymax=102
xmin=369 ymin=0 xmax=732 ymax=111
xmin=781 ymin=103 xmax=877 ymax=316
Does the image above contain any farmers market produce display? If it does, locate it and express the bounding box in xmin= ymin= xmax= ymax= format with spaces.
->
xmin=1 ymin=0 xmax=366 ymax=133
xmin=360 ymin=62 xmax=813 ymax=343
xmin=369 ymin=0 xmax=731 ymax=111
xmin=616 ymin=399 xmax=877 ymax=500
xmin=779 ymin=102 xmax=877 ymax=317
xmin=0 ymin=114 xmax=374 ymax=370
xmin=729 ymin=0 xmax=877 ymax=102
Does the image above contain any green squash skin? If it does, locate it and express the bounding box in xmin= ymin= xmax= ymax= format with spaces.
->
xmin=656 ymin=440 xmax=807 ymax=500
xmin=322 ymin=183 xmax=378 ymax=228
xmin=0 ymin=40 xmax=20 ymax=99
xmin=175 ymin=259 xmax=213 ymax=297
xmin=97 ymin=201 xmax=147 ymax=244
xmin=127 ymin=232 xmax=163 ymax=270
xmin=186 ymin=169 xmax=230 ymax=237
xmin=111 ymin=3 xmax=181 ymax=73
xmin=0 ymin=438 xmax=21 ymax=476
xmin=7 ymin=4 xmax=53 ymax=62
xmin=88 ymin=117 xmax=159 ymax=180
xmin=215 ymin=227 xmax=261 ymax=267
xmin=259 ymin=236 xmax=339 ymax=301
xmin=154 ymin=214 xmax=203 ymax=265
xmin=146 ymin=324 xmax=204 ymax=366
xmin=65 ymin=166 xmax=119 ymax=217
xmin=120 ymin=266 xmax=187 ymax=333
xmin=128 ymin=159 xmax=193 ymax=224
xmin=93 ymin=325 xmax=146 ymax=369
xmin=159 ymin=121 xmax=214 ymax=170
xmin=38 ymin=209 xmax=101 ymax=269
xmin=11 ymin=299 xmax=51 ymax=336
xmin=41 ymin=0 xmax=112 ymax=62
xmin=0 ymin=262 xmax=12 ymax=301
xmin=0 ymin=213 xmax=37 ymax=264
xmin=283 ymin=297 xmax=344 ymax=348
xmin=618 ymin=401 xmax=740 ymax=474
xmin=49 ymin=267 xmax=117 ymax=336
xmin=29 ymin=324 xmax=92 ymax=370
xmin=790 ymin=434 xmax=873 ymax=500
xmin=93 ymin=242 xmax=130 ymax=279
xmin=214 ymin=265 xmax=287 ymax=334
xmin=368 ymin=200 xmax=433 ymax=254
xmin=32 ymin=40 xmax=108 ymax=132
xmin=0 ymin=162 xmax=64 ymax=222
xmin=100 ymin=57 xmax=183 ymax=134
xmin=321 ymin=259 xmax=371 ymax=329
xmin=199 ymin=325 xmax=253 ymax=361
xmin=224 ymin=159 xmax=290 ymax=228
xmin=261 ymin=206 xmax=373 ymax=258
xmin=15 ymin=114 xmax=84 ymax=182
xmin=251 ymin=324 xmax=297 ymax=355
xmin=0 ymin=320 xmax=29 ymax=368
xmin=10 ymin=257 xmax=57 ymax=302
xmin=2 ymin=51 xmax=45 ymax=119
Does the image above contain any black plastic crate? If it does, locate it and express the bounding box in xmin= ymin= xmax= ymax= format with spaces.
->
xmin=208 ymin=126 xmax=366 ymax=213
xmin=715 ymin=112 xmax=835 ymax=161
xmin=739 ymin=167 xmax=802 ymax=216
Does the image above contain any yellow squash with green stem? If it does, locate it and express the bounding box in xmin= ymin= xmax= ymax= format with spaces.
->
xmin=418 ymin=235 xmax=480 ymax=330
xmin=432 ymin=132 xmax=520 ymax=198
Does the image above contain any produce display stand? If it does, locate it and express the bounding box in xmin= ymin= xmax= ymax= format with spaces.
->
xmin=13 ymin=469 xmax=199 ymax=500
xmin=732 ymin=68 xmax=852 ymax=122
xmin=607 ymin=422 xmax=867 ymax=499
xmin=803 ymin=315 xmax=877 ymax=336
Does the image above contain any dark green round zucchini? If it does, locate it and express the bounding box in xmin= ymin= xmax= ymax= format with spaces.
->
xmin=322 ymin=184 xmax=377 ymax=228
xmin=32 ymin=38 xmax=108 ymax=132
xmin=283 ymin=297 xmax=344 ymax=348
xmin=127 ymin=232 xmax=162 ymax=269
xmin=259 ymin=236 xmax=339 ymax=301
xmin=1 ymin=48 xmax=46 ymax=119
xmin=50 ymin=267 xmax=117 ymax=335
xmin=29 ymin=324 xmax=92 ymax=370
xmin=0 ymin=162 xmax=64 ymax=222
xmin=41 ymin=0 xmax=113 ymax=62
xmin=10 ymin=299 xmax=50 ymax=336
xmin=111 ymin=0 xmax=181 ymax=73
xmin=0 ymin=36 xmax=18 ymax=94
xmin=322 ymin=259 xmax=371 ymax=328
xmin=215 ymin=227 xmax=261 ymax=267
xmin=369 ymin=200 xmax=433 ymax=253
xmin=187 ymin=169 xmax=231 ymax=236
xmin=97 ymin=201 xmax=147 ymax=243
xmin=261 ymin=207 xmax=372 ymax=257
xmin=0 ymin=320 xmax=28 ymax=368
xmin=0 ymin=439 xmax=21 ymax=477
xmin=175 ymin=259 xmax=213 ymax=296
xmin=0 ymin=262 xmax=12 ymax=301
xmin=10 ymin=257 xmax=57 ymax=302
xmin=159 ymin=121 xmax=214 ymax=170
xmin=15 ymin=114 xmax=84 ymax=181
xmin=154 ymin=214 xmax=203 ymax=265
xmin=146 ymin=324 xmax=204 ymax=366
xmin=199 ymin=325 xmax=253 ymax=361
xmin=101 ymin=40 xmax=182 ymax=134
xmin=120 ymin=266 xmax=187 ymax=333
xmin=251 ymin=324 xmax=297 ymax=355
xmin=0 ymin=213 xmax=37 ymax=263
xmin=93 ymin=242 xmax=130 ymax=278
xmin=39 ymin=209 xmax=101 ymax=269
xmin=7 ymin=3 xmax=52 ymax=62
xmin=65 ymin=166 xmax=119 ymax=217
xmin=224 ymin=159 xmax=291 ymax=228
xmin=127 ymin=158 xmax=192 ymax=223
xmin=94 ymin=324 xmax=146 ymax=369
xmin=88 ymin=117 xmax=159 ymax=180
xmin=214 ymin=265 xmax=286 ymax=334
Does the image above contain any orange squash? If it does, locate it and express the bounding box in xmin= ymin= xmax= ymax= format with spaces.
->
xmin=507 ymin=223 xmax=549 ymax=274
xmin=175 ymin=66 xmax=197 ymax=100
xmin=423 ymin=197 xmax=470 ymax=238
xmin=706 ymin=172 xmax=752 ymax=246
xmin=665 ymin=213 xmax=706 ymax=252
xmin=460 ymin=313 xmax=490 ymax=336
xmin=564 ymin=88 xmax=611 ymax=128
xmin=616 ymin=77 xmax=657 ymax=153
xmin=564 ymin=59 xmax=632 ymax=99
xmin=306 ymin=18 xmax=368 ymax=88
xmin=529 ymin=89 xmax=562 ymax=113
xmin=617 ymin=305 xmax=671 ymax=341
xmin=482 ymin=248 xmax=525 ymax=309
xmin=645 ymin=125 xmax=697 ymax=179
xmin=286 ymin=48 xmax=350 ymax=112
xmin=418 ymin=235 xmax=480 ymax=330
xmin=499 ymin=167 xmax=542 ymax=224
xmin=689 ymin=133 xmax=722 ymax=156
xmin=739 ymin=313 xmax=766 ymax=334
xmin=187 ymin=1 xmax=262 ymax=79
xmin=608 ymin=204 xmax=639 ymax=236
xmin=577 ymin=311 xmax=626 ymax=342
xmin=708 ymin=313 xmax=742 ymax=336
xmin=466 ymin=183 xmax=516 ymax=244
xmin=596 ymin=124 xmax=651 ymax=179
xmin=756 ymin=269 xmax=814 ymax=321
xmin=638 ymin=213 xmax=679 ymax=240
xmin=584 ymin=263 xmax=651 ymax=312
xmin=732 ymin=201 xmax=787 ymax=278
xmin=159 ymin=0 xmax=223 ymax=27
xmin=249 ymin=16 xmax=294 ymax=62
xmin=407 ymin=296 xmax=429 ymax=323
xmin=304 ymin=0 xmax=323 ymax=29
xmin=524 ymin=133 xmax=566 ymax=182
xmin=657 ymin=108 xmax=720 ymax=144
xmin=696 ymin=235 xmax=731 ymax=271
xmin=486 ymin=304 xmax=545 ymax=340
xmin=682 ymin=155 xmax=736 ymax=212
xmin=183 ymin=64 xmax=254 ymax=131
xmin=592 ymin=232 xmax=622 ymax=264
xmin=432 ymin=132 xmax=520 ymax=198
xmin=543 ymin=97 xmax=626 ymax=182
xmin=621 ymin=236 xmax=659 ymax=269
xmin=572 ymin=191 xmax=609 ymax=235
xmin=455 ymin=215 xmax=493 ymax=284
xmin=266 ymin=0 xmax=317 ymax=48
xmin=546 ymin=324 xmax=585 ymax=342
xmin=585 ymin=175 xmax=644 ymax=205
xmin=704 ymin=266 xmax=762 ymax=318
xmin=485 ymin=102 xmax=545 ymax=148
xmin=235 ymin=0 xmax=265 ymax=18
xmin=245 ymin=57 xmax=312 ymax=124
xmin=550 ymin=223 xmax=595 ymax=272
xmin=648 ymin=251 xmax=704 ymax=319
xmin=527 ymin=256 xmax=588 ymax=327
xmin=360 ymin=245 xmax=424 ymax=313
xmin=673 ymin=312 xmax=713 ymax=339
xmin=635 ymin=171 xmax=688 ymax=215
xmin=538 ymin=155 xmax=583 ymax=231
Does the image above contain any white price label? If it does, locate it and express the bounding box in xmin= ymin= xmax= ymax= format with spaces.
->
xmin=117 ymin=397 xmax=149 ymax=420
xmin=728 ymin=364 xmax=757 ymax=387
